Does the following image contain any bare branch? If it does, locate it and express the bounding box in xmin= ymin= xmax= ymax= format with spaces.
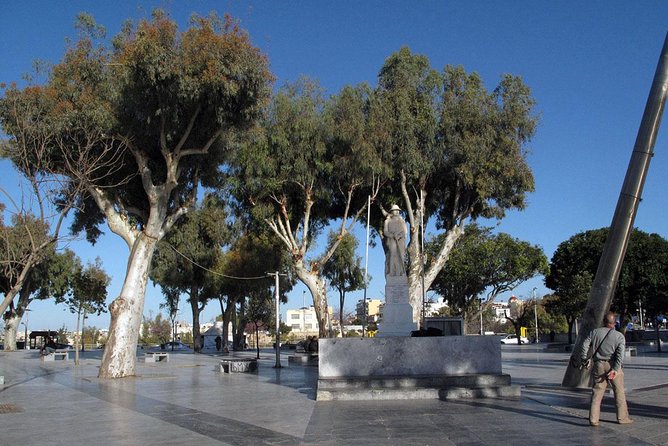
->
xmin=174 ymin=105 xmax=201 ymax=154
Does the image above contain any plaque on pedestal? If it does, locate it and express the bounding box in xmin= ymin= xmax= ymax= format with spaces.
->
xmin=377 ymin=275 xmax=416 ymax=337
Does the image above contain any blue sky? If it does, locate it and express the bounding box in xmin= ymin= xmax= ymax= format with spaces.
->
xmin=2 ymin=1 xmax=668 ymax=331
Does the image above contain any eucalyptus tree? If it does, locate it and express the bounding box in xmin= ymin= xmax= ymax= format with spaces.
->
xmin=63 ymin=257 xmax=109 ymax=363
xmin=231 ymin=79 xmax=384 ymax=337
xmin=370 ymin=47 xmax=538 ymax=322
xmin=322 ymin=231 xmax=366 ymax=336
xmin=150 ymin=195 xmax=231 ymax=353
xmin=211 ymin=232 xmax=293 ymax=351
xmin=0 ymin=12 xmax=271 ymax=377
xmin=1 ymin=248 xmax=77 ymax=351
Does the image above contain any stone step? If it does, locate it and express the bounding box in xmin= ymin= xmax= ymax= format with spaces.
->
xmin=318 ymin=373 xmax=511 ymax=390
xmin=316 ymin=374 xmax=520 ymax=401
xmin=317 ymin=384 xmax=521 ymax=401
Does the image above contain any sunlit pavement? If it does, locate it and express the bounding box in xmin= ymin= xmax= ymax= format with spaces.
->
xmin=0 ymin=344 xmax=666 ymax=445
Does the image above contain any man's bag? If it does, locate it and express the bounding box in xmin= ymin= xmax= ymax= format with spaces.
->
xmin=570 ymin=356 xmax=591 ymax=371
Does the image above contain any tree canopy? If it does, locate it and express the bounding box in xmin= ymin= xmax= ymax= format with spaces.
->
xmin=368 ymin=47 xmax=538 ymax=321
xmin=429 ymin=224 xmax=548 ymax=320
xmin=0 ymin=10 xmax=273 ymax=377
xmin=230 ymin=78 xmax=382 ymax=337
xmin=322 ymin=231 xmax=366 ymax=336
xmin=545 ymin=227 xmax=668 ymax=330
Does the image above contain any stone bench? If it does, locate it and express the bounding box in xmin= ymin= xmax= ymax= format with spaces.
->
xmin=220 ymin=358 xmax=258 ymax=373
xmin=288 ymin=353 xmax=318 ymax=366
xmin=625 ymin=347 xmax=637 ymax=357
xmin=145 ymin=352 xmax=170 ymax=363
xmin=42 ymin=350 xmax=70 ymax=361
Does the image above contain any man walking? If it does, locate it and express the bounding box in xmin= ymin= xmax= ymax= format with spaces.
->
xmin=580 ymin=312 xmax=633 ymax=426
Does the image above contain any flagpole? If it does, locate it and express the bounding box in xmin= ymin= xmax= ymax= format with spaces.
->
xmin=363 ymin=195 xmax=370 ymax=337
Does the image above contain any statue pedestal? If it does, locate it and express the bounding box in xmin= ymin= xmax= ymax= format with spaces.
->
xmin=377 ymin=276 xmax=416 ymax=337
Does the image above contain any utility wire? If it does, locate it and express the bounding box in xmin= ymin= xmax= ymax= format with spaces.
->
xmin=166 ymin=242 xmax=272 ymax=281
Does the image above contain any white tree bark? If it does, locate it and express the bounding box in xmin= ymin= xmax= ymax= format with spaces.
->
xmin=295 ymin=263 xmax=330 ymax=338
xmin=3 ymin=314 xmax=21 ymax=352
xmin=98 ymin=234 xmax=157 ymax=378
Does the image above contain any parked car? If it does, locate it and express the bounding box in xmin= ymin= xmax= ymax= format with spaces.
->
xmin=159 ymin=341 xmax=192 ymax=351
xmin=500 ymin=334 xmax=530 ymax=345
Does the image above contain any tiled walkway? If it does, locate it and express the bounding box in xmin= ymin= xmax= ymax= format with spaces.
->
xmin=0 ymin=344 xmax=666 ymax=445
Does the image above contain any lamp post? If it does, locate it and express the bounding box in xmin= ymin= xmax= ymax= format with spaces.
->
xmin=638 ymin=299 xmax=644 ymax=328
xmin=273 ymin=271 xmax=282 ymax=369
xmin=479 ymin=297 xmax=484 ymax=335
xmin=21 ymin=309 xmax=31 ymax=349
xmin=533 ymin=287 xmax=539 ymax=343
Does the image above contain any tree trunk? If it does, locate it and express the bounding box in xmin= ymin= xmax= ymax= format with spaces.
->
xmin=190 ymin=286 xmax=202 ymax=353
xmin=255 ymin=324 xmax=260 ymax=359
xmin=407 ymin=224 xmax=464 ymax=325
xmin=74 ymin=306 xmax=82 ymax=366
xmin=296 ymin=266 xmax=330 ymax=338
xmin=222 ymin=299 xmax=234 ymax=352
xmin=3 ymin=314 xmax=21 ymax=352
xmin=339 ymin=289 xmax=345 ymax=338
xmin=98 ymin=234 xmax=157 ymax=379
xmin=234 ymin=300 xmax=247 ymax=351
xmin=567 ymin=319 xmax=575 ymax=345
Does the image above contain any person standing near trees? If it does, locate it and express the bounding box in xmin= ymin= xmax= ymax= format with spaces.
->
xmin=579 ymin=312 xmax=633 ymax=426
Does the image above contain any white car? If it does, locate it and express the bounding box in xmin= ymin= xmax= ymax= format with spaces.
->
xmin=500 ymin=334 xmax=530 ymax=345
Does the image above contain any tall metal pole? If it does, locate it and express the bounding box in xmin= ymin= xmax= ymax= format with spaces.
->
xmin=564 ymin=33 xmax=668 ymax=387
xmin=533 ymin=288 xmax=539 ymax=343
xmin=363 ymin=195 xmax=370 ymax=337
xmin=479 ymin=297 xmax=483 ymax=335
xmin=420 ymin=190 xmax=426 ymax=330
xmin=274 ymin=272 xmax=282 ymax=368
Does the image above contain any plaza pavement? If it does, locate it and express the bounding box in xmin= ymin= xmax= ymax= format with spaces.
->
xmin=0 ymin=342 xmax=666 ymax=445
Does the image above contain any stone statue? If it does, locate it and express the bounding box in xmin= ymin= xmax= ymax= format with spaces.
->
xmin=383 ymin=204 xmax=407 ymax=277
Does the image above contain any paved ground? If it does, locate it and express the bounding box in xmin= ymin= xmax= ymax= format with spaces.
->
xmin=1 ymin=343 xmax=666 ymax=445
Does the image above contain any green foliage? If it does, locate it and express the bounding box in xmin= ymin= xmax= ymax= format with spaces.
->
xmin=211 ymin=231 xmax=293 ymax=304
xmin=322 ymin=232 xmax=366 ymax=334
xmin=64 ymin=257 xmax=110 ymax=316
xmin=56 ymin=325 xmax=69 ymax=344
xmin=1 ymin=11 xmax=273 ymax=243
xmin=429 ymin=223 xmax=548 ymax=313
xmin=82 ymin=325 xmax=103 ymax=346
xmin=371 ymin=48 xmax=537 ymax=229
xmin=151 ymin=194 xmax=231 ymax=304
xmin=545 ymin=228 xmax=668 ymax=328
xmin=141 ymin=312 xmax=171 ymax=345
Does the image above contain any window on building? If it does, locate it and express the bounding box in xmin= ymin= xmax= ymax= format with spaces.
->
xmin=291 ymin=314 xmax=300 ymax=319
xmin=291 ymin=324 xmax=301 ymax=329
xmin=305 ymin=324 xmax=312 ymax=329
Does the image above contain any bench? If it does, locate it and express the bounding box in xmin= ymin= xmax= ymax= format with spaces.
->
xmin=288 ymin=353 xmax=318 ymax=366
xmin=42 ymin=350 xmax=71 ymax=361
xmin=625 ymin=347 xmax=637 ymax=357
xmin=145 ymin=352 xmax=170 ymax=363
xmin=220 ymin=358 xmax=258 ymax=373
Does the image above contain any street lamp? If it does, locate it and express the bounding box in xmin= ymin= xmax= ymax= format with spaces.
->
xmin=479 ymin=297 xmax=484 ymax=335
xmin=532 ymin=287 xmax=539 ymax=343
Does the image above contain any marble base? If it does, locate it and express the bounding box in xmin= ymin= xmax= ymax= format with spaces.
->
xmin=319 ymin=337 xmax=501 ymax=377
xmin=317 ymin=336 xmax=512 ymax=401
